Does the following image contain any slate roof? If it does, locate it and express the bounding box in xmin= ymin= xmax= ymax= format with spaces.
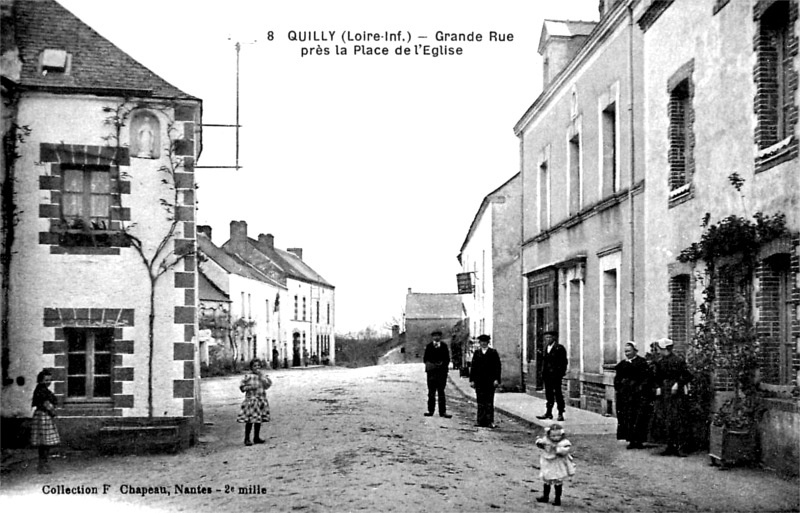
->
xmin=537 ymin=19 xmax=598 ymax=55
xmin=198 ymin=233 xmax=285 ymax=289
xmin=198 ymin=269 xmax=230 ymax=303
xmin=273 ymin=246 xmax=333 ymax=288
xmin=229 ymin=237 xmax=334 ymax=289
xmin=10 ymin=0 xmax=197 ymax=99
xmin=405 ymin=293 xmax=462 ymax=320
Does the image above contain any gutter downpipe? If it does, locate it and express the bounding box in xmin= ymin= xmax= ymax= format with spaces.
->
xmin=627 ymin=1 xmax=637 ymax=342
xmin=519 ymin=137 xmax=526 ymax=392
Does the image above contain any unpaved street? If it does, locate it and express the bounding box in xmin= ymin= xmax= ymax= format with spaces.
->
xmin=1 ymin=364 xmax=798 ymax=512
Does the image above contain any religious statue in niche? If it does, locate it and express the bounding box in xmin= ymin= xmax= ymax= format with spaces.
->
xmin=131 ymin=111 xmax=160 ymax=158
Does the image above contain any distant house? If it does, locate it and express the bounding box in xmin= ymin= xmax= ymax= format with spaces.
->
xmin=197 ymin=268 xmax=231 ymax=366
xmin=404 ymin=289 xmax=462 ymax=360
xmin=458 ymin=173 xmax=523 ymax=390
xmin=197 ymin=225 xmax=287 ymax=367
xmin=1 ymin=0 xmax=203 ymax=448
xmin=222 ymin=221 xmax=336 ymax=366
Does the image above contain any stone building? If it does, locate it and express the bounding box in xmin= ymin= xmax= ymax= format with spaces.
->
xmin=515 ymin=1 xmax=645 ymax=411
xmin=222 ymin=221 xmax=335 ymax=366
xmin=636 ymin=0 xmax=799 ymax=476
xmin=1 ymin=0 xmax=203 ymax=448
xmin=457 ymin=173 xmax=523 ymax=390
xmin=197 ymin=226 xmax=286 ymax=367
xmin=404 ymin=290 xmax=462 ymax=360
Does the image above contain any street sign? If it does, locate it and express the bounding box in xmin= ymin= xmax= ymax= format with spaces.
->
xmin=456 ymin=272 xmax=473 ymax=294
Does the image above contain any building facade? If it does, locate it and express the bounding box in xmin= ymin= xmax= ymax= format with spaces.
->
xmin=404 ymin=290 xmax=462 ymax=360
xmin=222 ymin=221 xmax=335 ymax=366
xmin=637 ymin=0 xmax=799 ymax=476
xmin=458 ymin=173 xmax=523 ymax=390
xmin=197 ymin=227 xmax=287 ymax=367
xmin=515 ymin=2 xmax=646 ymax=413
xmin=1 ymin=0 xmax=203 ymax=448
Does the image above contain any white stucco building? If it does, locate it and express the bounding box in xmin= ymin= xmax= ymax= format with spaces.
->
xmin=1 ymin=0 xmax=203 ymax=448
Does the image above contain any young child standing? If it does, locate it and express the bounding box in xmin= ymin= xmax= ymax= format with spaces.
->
xmin=534 ymin=423 xmax=575 ymax=506
xmin=237 ymin=358 xmax=272 ymax=446
xmin=31 ymin=369 xmax=60 ymax=474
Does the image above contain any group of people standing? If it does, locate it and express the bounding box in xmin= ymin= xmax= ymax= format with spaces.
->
xmin=422 ymin=330 xmax=501 ymax=427
xmin=614 ymin=337 xmax=693 ymax=456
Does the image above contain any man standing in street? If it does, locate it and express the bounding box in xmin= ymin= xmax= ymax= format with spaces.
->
xmin=469 ymin=334 xmax=502 ymax=428
xmin=537 ymin=331 xmax=567 ymax=421
xmin=653 ymin=337 xmax=692 ymax=456
xmin=614 ymin=341 xmax=651 ymax=449
xmin=423 ymin=330 xmax=452 ymax=418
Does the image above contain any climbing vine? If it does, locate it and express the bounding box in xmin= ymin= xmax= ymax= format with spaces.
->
xmin=678 ymin=174 xmax=789 ymax=439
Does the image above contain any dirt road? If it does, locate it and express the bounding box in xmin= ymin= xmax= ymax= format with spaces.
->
xmin=1 ymin=364 xmax=798 ymax=512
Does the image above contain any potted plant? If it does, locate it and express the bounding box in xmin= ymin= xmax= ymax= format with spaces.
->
xmin=707 ymin=314 xmax=764 ymax=468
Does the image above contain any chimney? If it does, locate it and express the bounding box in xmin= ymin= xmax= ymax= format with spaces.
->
xmin=538 ymin=20 xmax=596 ymax=87
xmin=230 ymin=220 xmax=247 ymax=242
xmin=257 ymin=233 xmax=274 ymax=252
xmin=408 ymin=288 xmax=412 ymax=295
xmin=287 ymin=248 xmax=303 ymax=260
xmin=197 ymin=225 xmax=212 ymax=240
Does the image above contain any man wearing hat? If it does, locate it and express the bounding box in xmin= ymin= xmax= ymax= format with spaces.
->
xmin=537 ymin=331 xmax=568 ymax=421
xmin=423 ymin=330 xmax=452 ymax=418
xmin=653 ymin=337 xmax=692 ymax=456
xmin=469 ymin=334 xmax=502 ymax=428
xmin=614 ymin=341 xmax=650 ymax=449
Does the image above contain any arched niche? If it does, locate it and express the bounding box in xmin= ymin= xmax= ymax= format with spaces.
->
xmin=130 ymin=110 xmax=160 ymax=159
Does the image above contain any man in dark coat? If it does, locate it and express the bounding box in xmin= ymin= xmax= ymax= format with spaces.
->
xmin=653 ymin=337 xmax=692 ymax=456
xmin=469 ymin=334 xmax=502 ymax=428
xmin=537 ymin=331 xmax=568 ymax=421
xmin=614 ymin=341 xmax=651 ymax=449
xmin=423 ymin=330 xmax=451 ymax=418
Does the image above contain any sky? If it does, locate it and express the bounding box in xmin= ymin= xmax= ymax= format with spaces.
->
xmin=58 ymin=0 xmax=600 ymax=335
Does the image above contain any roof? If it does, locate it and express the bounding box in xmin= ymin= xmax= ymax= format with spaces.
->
xmin=538 ymin=20 xmax=597 ymax=54
xmin=273 ymin=246 xmax=333 ymax=288
xmin=198 ymin=233 xmax=285 ymax=289
xmin=233 ymin=237 xmax=334 ymax=289
xmin=458 ymin=172 xmax=520 ymax=262
xmin=10 ymin=0 xmax=197 ymax=100
xmin=198 ymin=269 xmax=230 ymax=303
xmin=405 ymin=293 xmax=462 ymax=320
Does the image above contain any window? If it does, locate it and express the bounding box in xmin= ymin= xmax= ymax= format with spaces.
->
xmin=538 ymin=160 xmax=550 ymax=231
xmin=294 ymin=295 xmax=298 ymax=320
xmin=568 ymin=133 xmax=582 ymax=215
xmin=303 ymin=297 xmax=307 ymax=321
xmin=62 ymin=166 xmax=111 ymax=231
xmin=757 ymin=2 xmax=793 ymax=147
xmin=599 ymin=252 xmax=621 ymax=368
xmin=760 ymin=254 xmax=794 ymax=385
xmin=668 ymin=78 xmax=693 ymax=192
xmin=316 ymin=300 xmax=320 ymax=323
xmin=669 ymin=274 xmax=692 ymax=354
xmin=65 ymin=328 xmax=113 ymax=400
xmin=265 ymin=300 xmax=270 ymax=323
xmin=773 ymin=256 xmax=793 ymax=385
xmin=601 ymin=102 xmax=618 ymax=196
xmin=327 ymin=303 xmax=330 ymax=325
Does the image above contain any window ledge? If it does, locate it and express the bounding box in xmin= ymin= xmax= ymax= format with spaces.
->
xmin=668 ymin=183 xmax=693 ymax=208
xmin=757 ymin=136 xmax=794 ymax=159
xmin=756 ymin=137 xmax=798 ymax=174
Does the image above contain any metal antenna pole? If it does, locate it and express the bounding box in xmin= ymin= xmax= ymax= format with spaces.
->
xmin=235 ymin=41 xmax=240 ymax=171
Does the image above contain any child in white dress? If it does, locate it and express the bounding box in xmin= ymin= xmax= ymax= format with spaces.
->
xmin=534 ymin=423 xmax=575 ymax=506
